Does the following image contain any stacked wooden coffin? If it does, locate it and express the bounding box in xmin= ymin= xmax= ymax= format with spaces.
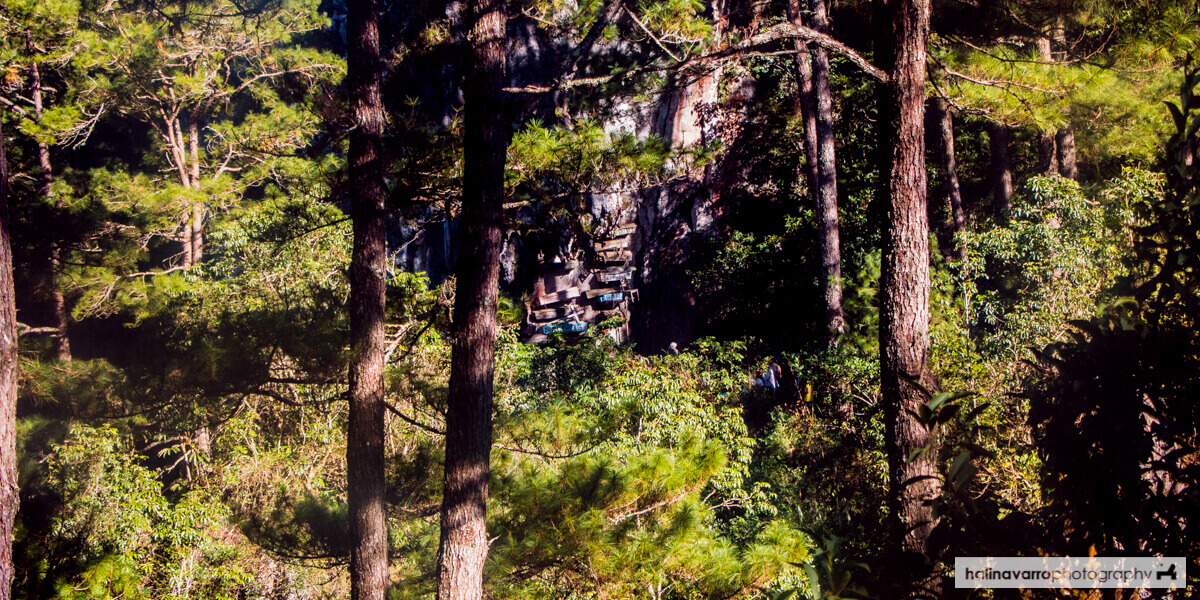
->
xmin=524 ymin=222 xmax=638 ymax=343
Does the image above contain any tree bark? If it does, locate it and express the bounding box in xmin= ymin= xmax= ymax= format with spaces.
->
xmin=988 ymin=121 xmax=1012 ymax=220
xmin=876 ymin=0 xmax=941 ymax=598
xmin=188 ymin=121 xmax=203 ymax=263
xmin=29 ymin=63 xmax=52 ymax=203
xmin=789 ymin=0 xmax=820 ymax=208
xmin=789 ymin=0 xmax=843 ymax=342
xmin=1038 ymin=130 xmax=1057 ymax=177
xmin=345 ymin=0 xmax=390 ymax=596
xmin=1056 ymin=124 xmax=1078 ymax=180
xmin=1037 ymin=32 xmax=1078 ymax=181
xmin=435 ymin=0 xmax=507 ymax=597
xmin=48 ymin=258 xmax=69 ymax=362
xmin=169 ymin=117 xmax=194 ymax=269
xmin=1034 ymin=37 xmax=1059 ymax=177
xmin=0 ymin=107 xmax=22 ymax=600
xmin=810 ymin=0 xmax=845 ymax=340
xmin=929 ymin=97 xmax=966 ymax=263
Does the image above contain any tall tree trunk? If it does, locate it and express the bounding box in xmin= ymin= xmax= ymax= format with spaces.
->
xmin=48 ymin=261 xmax=69 ymax=362
xmin=30 ymin=59 xmax=70 ymax=361
xmin=0 ymin=107 xmax=22 ymax=600
xmin=1038 ymin=31 xmax=1078 ymax=180
xmin=929 ymin=97 xmax=966 ymax=263
xmin=169 ymin=118 xmax=194 ymax=269
xmin=435 ymin=0 xmax=507 ymax=596
xmin=789 ymin=0 xmax=819 ymax=209
xmin=988 ymin=121 xmax=1012 ymax=220
xmin=789 ymin=0 xmax=843 ymax=342
xmin=1056 ymin=124 xmax=1078 ymax=179
xmin=1050 ymin=23 xmax=1077 ymax=179
xmin=1034 ymin=37 xmax=1058 ymax=177
xmin=810 ymin=0 xmax=845 ymax=340
xmin=188 ymin=121 xmax=203 ymax=263
xmin=29 ymin=63 xmax=51 ymax=202
xmin=1038 ymin=130 xmax=1057 ymax=177
xmin=345 ymin=0 xmax=389 ymax=596
xmin=876 ymin=0 xmax=941 ymax=598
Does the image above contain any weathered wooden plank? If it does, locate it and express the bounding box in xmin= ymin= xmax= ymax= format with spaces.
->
xmin=593 ymin=238 xmax=628 ymax=251
xmin=585 ymin=287 xmax=619 ymax=299
xmin=530 ymin=307 xmax=559 ymax=320
xmin=596 ymin=268 xmax=634 ymax=283
xmin=597 ymin=249 xmax=633 ymax=263
xmin=536 ymin=286 xmax=580 ymax=306
xmin=610 ymin=223 xmax=636 ymax=237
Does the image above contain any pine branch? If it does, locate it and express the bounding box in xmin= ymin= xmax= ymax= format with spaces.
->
xmin=493 ymin=443 xmax=593 ymax=459
xmin=939 ymin=64 xmax=1063 ymax=95
xmin=385 ymin=401 xmax=444 ymax=436
xmin=0 ymin=96 xmax=29 ymax=117
xmin=624 ymin=6 xmax=681 ymax=62
xmin=562 ymin=0 xmax=626 ymax=80
xmin=16 ymin=323 xmax=60 ymax=336
xmin=122 ymin=265 xmax=188 ymax=278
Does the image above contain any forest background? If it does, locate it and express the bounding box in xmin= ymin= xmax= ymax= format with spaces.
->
xmin=0 ymin=0 xmax=1198 ymax=598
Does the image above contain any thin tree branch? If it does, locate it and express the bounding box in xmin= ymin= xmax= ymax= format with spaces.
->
xmin=122 ymin=265 xmax=188 ymax=278
xmin=505 ymin=21 xmax=886 ymax=94
xmin=624 ymin=6 xmax=681 ymax=62
xmin=0 ymin=97 xmax=30 ymax=117
xmin=493 ymin=443 xmax=593 ymax=459
xmin=385 ymin=402 xmax=445 ymax=436
xmin=16 ymin=323 xmax=59 ymax=336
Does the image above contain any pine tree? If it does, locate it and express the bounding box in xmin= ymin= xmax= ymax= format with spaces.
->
xmin=0 ymin=0 xmax=92 ymax=361
xmin=88 ymin=0 xmax=339 ymax=267
xmin=61 ymin=0 xmax=342 ymax=319
xmin=345 ymin=0 xmax=389 ymax=596
xmin=793 ymin=0 xmax=845 ymax=342
xmin=928 ymin=96 xmax=966 ymax=262
xmin=933 ymin=0 xmax=1200 ymax=180
xmin=876 ymin=0 xmax=940 ymax=597
xmin=436 ymin=0 xmax=509 ymax=596
xmin=0 ymin=108 xmax=19 ymax=600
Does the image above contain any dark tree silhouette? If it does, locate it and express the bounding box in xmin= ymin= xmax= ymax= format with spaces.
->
xmin=929 ymin=97 xmax=966 ymax=262
xmin=989 ymin=121 xmax=1012 ymax=219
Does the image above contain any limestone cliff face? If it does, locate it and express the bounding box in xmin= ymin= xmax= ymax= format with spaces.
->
xmin=626 ymin=68 xmax=753 ymax=353
xmin=389 ymin=17 xmax=756 ymax=352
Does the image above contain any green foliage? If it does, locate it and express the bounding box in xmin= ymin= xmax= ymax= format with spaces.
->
xmin=516 ymin=334 xmax=617 ymax=398
xmin=506 ymin=120 xmax=683 ymax=249
xmin=591 ymin=356 xmax=753 ymax=493
xmin=1026 ymin=65 xmax=1200 ymax=567
xmin=509 ymin=121 xmax=674 ymax=193
xmin=934 ymin=1 xmax=1195 ymax=174
xmin=965 ymin=172 xmax=1150 ymax=360
xmin=10 ymin=0 xmax=1198 ymax=596
xmin=16 ymin=425 xmax=248 ymax=599
xmin=23 ymin=0 xmax=346 ymax=321
xmin=486 ymin=349 xmax=813 ymax=600
xmin=796 ymin=535 xmax=872 ymax=600
xmin=927 ymin=170 xmax=1162 ymax=543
